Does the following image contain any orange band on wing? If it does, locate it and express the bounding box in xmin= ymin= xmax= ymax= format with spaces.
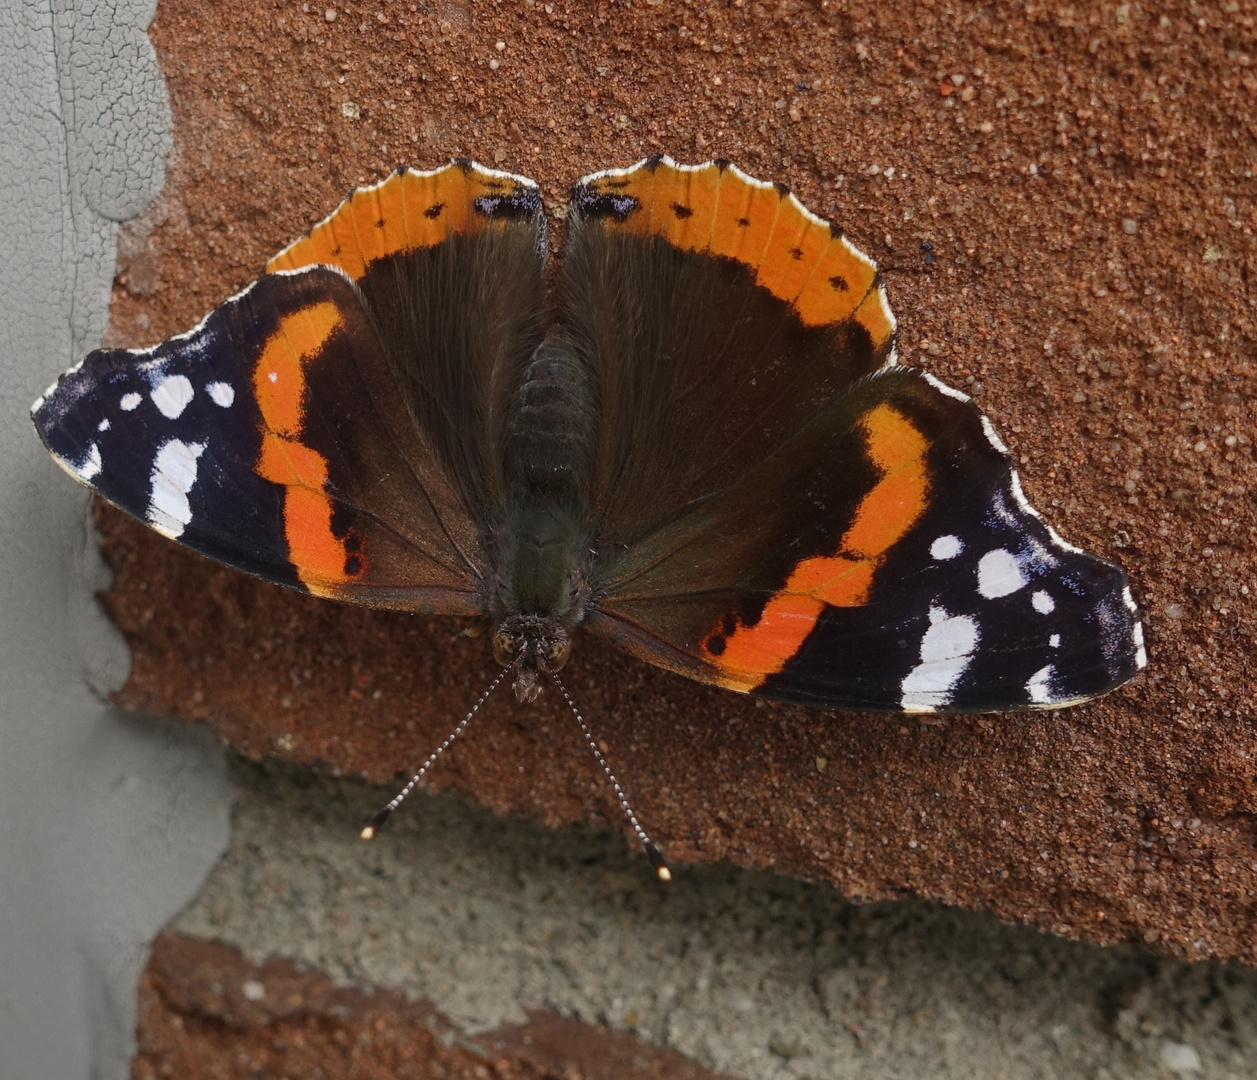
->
xmin=839 ymin=403 xmax=930 ymax=558
xmin=266 ymin=161 xmax=539 ymax=281
xmin=576 ymin=158 xmax=891 ymax=337
xmin=256 ymin=432 xmax=328 ymax=489
xmin=253 ymin=301 xmax=342 ymax=436
xmin=251 ymin=304 xmax=364 ymax=593
xmin=281 ymin=486 xmax=354 ymax=591
xmin=704 ymin=403 xmax=929 ymax=689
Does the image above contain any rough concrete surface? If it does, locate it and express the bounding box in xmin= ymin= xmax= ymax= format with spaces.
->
xmin=167 ymin=756 xmax=1257 ymax=1080
xmin=0 ymin=3 xmax=231 ymax=1079
xmin=103 ymin=0 xmax=1256 ymax=963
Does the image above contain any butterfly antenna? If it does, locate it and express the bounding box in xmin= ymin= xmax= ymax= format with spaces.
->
xmin=360 ymin=661 xmax=514 ymax=840
xmin=547 ymin=668 xmax=671 ymax=882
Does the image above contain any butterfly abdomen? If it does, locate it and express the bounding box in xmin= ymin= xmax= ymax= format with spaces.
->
xmin=502 ymin=339 xmax=595 ymax=496
xmin=493 ymin=339 xmax=595 ymax=624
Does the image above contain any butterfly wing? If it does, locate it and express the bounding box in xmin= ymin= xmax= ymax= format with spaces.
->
xmin=568 ymin=157 xmax=1145 ymax=712
xmin=564 ymin=156 xmax=895 ymax=546
xmin=33 ymin=161 xmax=547 ymax=614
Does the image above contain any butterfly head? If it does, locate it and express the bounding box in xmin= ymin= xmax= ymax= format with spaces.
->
xmin=492 ymin=614 xmax=571 ymax=703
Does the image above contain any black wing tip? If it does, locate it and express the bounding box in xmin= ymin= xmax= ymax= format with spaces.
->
xmin=30 ymin=392 xmax=55 ymax=433
xmin=31 ymin=349 xmax=124 ymax=424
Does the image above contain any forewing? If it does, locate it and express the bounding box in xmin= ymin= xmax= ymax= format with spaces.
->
xmin=33 ymin=268 xmax=484 ymax=612
xmin=34 ymin=160 xmax=548 ymax=613
xmin=587 ymin=369 xmax=1145 ymax=712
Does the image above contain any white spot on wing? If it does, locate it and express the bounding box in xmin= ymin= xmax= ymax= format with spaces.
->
xmin=1049 ymin=633 xmax=1061 ymax=648
xmin=977 ymin=548 xmax=1027 ymax=599
xmin=74 ymin=442 xmax=102 ymax=481
xmin=268 ymin=371 xmax=278 ymax=383
xmin=1031 ymin=590 xmax=1055 ymax=614
xmin=1026 ymin=664 xmax=1056 ymax=703
xmin=930 ymin=535 xmax=963 ymax=560
xmin=97 ymin=418 xmax=110 ymax=432
xmin=151 ymin=374 xmax=194 ymax=419
xmin=206 ymin=381 xmax=235 ymax=408
xmin=900 ymin=606 xmax=979 ymax=712
xmin=120 ymin=392 xmax=142 ymax=411
xmin=147 ymin=439 xmax=207 ymax=539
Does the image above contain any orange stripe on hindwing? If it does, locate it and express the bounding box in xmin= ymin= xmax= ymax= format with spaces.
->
xmin=252 ymin=303 xmax=364 ymax=593
xmin=702 ymin=403 xmax=930 ymax=690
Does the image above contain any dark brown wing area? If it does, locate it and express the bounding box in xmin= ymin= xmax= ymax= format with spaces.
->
xmin=270 ymin=161 xmax=549 ymax=525
xmin=562 ymin=157 xmax=896 ymax=548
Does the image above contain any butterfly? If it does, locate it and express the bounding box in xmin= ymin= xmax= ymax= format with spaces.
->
xmin=32 ymin=157 xmax=1145 ymax=876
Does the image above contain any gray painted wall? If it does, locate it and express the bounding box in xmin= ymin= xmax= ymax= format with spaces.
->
xmin=0 ymin=3 xmax=230 ymax=1077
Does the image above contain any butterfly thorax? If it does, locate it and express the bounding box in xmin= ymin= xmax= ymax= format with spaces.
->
xmin=490 ymin=338 xmax=596 ymax=701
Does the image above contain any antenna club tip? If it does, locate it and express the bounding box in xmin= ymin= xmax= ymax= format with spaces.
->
xmin=362 ymin=808 xmax=393 ymax=841
xmin=644 ymin=840 xmax=670 ymax=881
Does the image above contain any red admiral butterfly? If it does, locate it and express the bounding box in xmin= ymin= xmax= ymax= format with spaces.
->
xmin=33 ymin=158 xmax=1145 ymax=876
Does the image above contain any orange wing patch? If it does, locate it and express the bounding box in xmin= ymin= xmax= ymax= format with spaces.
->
xmin=702 ymin=402 xmax=930 ymax=691
xmin=253 ymin=301 xmax=340 ymax=435
xmin=849 ymin=281 xmax=897 ymax=361
xmin=252 ymin=303 xmax=365 ymax=594
xmin=266 ymin=160 xmax=540 ymax=281
xmin=793 ymin=237 xmax=878 ymax=330
xmin=575 ymin=156 xmax=894 ymax=342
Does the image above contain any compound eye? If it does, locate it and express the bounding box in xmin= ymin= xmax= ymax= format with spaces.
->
xmin=492 ymin=632 xmax=518 ymax=667
xmin=544 ymin=637 xmax=571 ymax=671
